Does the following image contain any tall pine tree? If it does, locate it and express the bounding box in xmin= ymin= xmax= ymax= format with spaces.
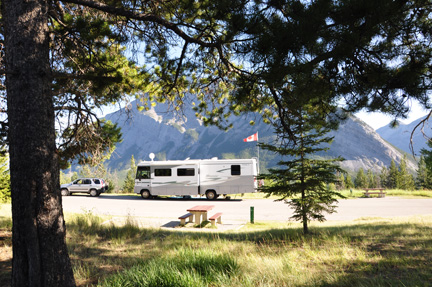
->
xmin=420 ymin=141 xmax=432 ymax=190
xmin=398 ymin=154 xmax=415 ymax=191
xmin=354 ymin=168 xmax=368 ymax=188
xmin=388 ymin=160 xmax=399 ymax=189
xmin=416 ymin=156 xmax=430 ymax=189
xmin=123 ymin=155 xmax=137 ymax=193
xmin=345 ymin=174 xmax=354 ymax=189
xmin=380 ymin=166 xmax=390 ymax=188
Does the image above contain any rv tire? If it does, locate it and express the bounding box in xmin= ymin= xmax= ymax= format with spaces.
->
xmin=141 ymin=190 xmax=151 ymax=199
xmin=206 ymin=190 xmax=217 ymax=200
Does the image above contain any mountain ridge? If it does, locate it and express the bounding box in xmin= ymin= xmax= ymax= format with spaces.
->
xmin=103 ymin=101 xmax=417 ymax=174
xmin=376 ymin=117 xmax=431 ymax=156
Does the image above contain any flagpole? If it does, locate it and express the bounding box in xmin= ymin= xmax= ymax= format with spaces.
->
xmin=257 ymin=132 xmax=260 ymax=175
xmin=243 ymin=132 xmax=260 ymax=174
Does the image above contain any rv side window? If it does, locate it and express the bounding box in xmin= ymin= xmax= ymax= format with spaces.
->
xmin=155 ymin=168 xmax=172 ymax=177
xmin=231 ymin=165 xmax=241 ymax=176
xmin=177 ymin=168 xmax=195 ymax=176
xmin=136 ymin=166 xmax=150 ymax=179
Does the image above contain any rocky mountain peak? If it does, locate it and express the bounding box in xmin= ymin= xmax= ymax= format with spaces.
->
xmin=104 ymin=101 xmax=418 ymax=174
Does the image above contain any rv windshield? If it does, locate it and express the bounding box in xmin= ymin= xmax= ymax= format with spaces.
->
xmin=136 ymin=166 xmax=150 ymax=179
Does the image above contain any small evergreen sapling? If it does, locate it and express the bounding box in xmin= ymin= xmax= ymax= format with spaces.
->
xmin=260 ymin=106 xmax=345 ymax=234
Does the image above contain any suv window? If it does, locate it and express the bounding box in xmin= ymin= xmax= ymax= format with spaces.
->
xmin=93 ymin=179 xmax=101 ymax=184
xmin=83 ymin=179 xmax=92 ymax=184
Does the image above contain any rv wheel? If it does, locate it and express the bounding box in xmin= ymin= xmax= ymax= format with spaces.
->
xmin=206 ymin=190 xmax=217 ymax=200
xmin=141 ymin=190 xmax=151 ymax=199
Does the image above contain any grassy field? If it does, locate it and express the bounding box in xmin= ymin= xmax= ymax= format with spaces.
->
xmin=236 ymin=188 xmax=432 ymax=200
xmin=1 ymin=202 xmax=432 ymax=287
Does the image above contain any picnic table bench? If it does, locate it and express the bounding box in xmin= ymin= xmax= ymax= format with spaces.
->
xmin=209 ymin=212 xmax=223 ymax=227
xmin=186 ymin=205 xmax=215 ymax=225
xmin=178 ymin=213 xmax=194 ymax=226
xmin=363 ymin=188 xmax=386 ymax=198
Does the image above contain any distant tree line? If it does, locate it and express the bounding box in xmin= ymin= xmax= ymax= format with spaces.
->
xmin=336 ymin=154 xmax=431 ymax=191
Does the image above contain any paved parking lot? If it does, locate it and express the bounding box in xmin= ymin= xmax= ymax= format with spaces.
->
xmin=61 ymin=195 xmax=432 ymax=228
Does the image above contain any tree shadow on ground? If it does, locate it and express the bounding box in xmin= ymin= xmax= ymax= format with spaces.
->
xmin=65 ymin=218 xmax=432 ymax=286
xmin=2 ymin=219 xmax=431 ymax=286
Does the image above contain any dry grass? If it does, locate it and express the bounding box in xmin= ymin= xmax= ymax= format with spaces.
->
xmin=1 ymin=204 xmax=432 ymax=286
xmin=69 ymin=213 xmax=432 ymax=286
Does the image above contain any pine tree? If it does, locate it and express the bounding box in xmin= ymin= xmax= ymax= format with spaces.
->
xmin=3 ymin=1 xmax=431 ymax=284
xmin=337 ymin=173 xmax=346 ymax=190
xmin=388 ymin=160 xmax=399 ymax=189
xmin=398 ymin=155 xmax=415 ymax=191
xmin=260 ymin=105 xmax=345 ymax=234
xmin=416 ymin=156 xmax=430 ymax=189
xmin=354 ymin=168 xmax=367 ymax=188
xmin=420 ymin=143 xmax=432 ymax=190
xmin=366 ymin=169 xmax=375 ymax=188
xmin=374 ymin=172 xmax=382 ymax=188
xmin=345 ymin=174 xmax=354 ymax=189
xmin=380 ymin=166 xmax=390 ymax=188
xmin=123 ymin=155 xmax=137 ymax=193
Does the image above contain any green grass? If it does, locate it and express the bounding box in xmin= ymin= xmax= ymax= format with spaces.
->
xmin=339 ymin=188 xmax=432 ymax=198
xmin=67 ymin=213 xmax=432 ymax=286
xmin=1 ymin=204 xmax=432 ymax=286
xmin=101 ymin=248 xmax=239 ymax=287
xmin=242 ymin=189 xmax=432 ymax=199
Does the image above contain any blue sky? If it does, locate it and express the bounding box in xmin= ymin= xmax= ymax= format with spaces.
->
xmin=355 ymin=101 xmax=429 ymax=130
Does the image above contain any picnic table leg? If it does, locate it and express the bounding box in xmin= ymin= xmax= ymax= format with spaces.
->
xmin=189 ymin=213 xmax=195 ymax=223
xmin=193 ymin=212 xmax=201 ymax=225
xmin=202 ymin=212 xmax=208 ymax=221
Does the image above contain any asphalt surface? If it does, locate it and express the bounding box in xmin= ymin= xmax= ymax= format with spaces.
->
xmin=61 ymin=194 xmax=432 ymax=228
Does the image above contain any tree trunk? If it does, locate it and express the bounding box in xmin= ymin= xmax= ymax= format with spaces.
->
xmin=3 ymin=0 xmax=76 ymax=285
xmin=302 ymin=190 xmax=309 ymax=235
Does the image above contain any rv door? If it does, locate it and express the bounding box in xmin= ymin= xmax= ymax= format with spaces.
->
xmin=135 ymin=166 xmax=151 ymax=194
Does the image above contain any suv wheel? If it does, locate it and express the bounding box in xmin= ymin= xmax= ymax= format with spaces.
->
xmin=61 ymin=189 xmax=70 ymax=196
xmin=90 ymin=189 xmax=98 ymax=197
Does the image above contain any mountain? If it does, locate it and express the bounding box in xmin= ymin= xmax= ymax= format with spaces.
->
xmin=104 ymin=102 xmax=417 ymax=173
xmin=105 ymin=102 xmax=276 ymax=170
xmin=326 ymin=116 xmax=417 ymax=173
xmin=376 ymin=117 xmax=431 ymax=156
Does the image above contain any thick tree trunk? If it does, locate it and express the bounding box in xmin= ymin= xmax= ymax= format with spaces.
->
xmin=3 ymin=0 xmax=76 ymax=286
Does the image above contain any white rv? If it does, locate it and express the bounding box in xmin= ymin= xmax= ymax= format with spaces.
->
xmin=134 ymin=158 xmax=258 ymax=200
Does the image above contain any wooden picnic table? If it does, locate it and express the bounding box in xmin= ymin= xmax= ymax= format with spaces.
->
xmin=363 ymin=188 xmax=386 ymax=198
xmin=187 ymin=205 xmax=215 ymax=225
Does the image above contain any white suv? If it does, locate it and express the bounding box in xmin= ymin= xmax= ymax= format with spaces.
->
xmin=61 ymin=178 xmax=106 ymax=197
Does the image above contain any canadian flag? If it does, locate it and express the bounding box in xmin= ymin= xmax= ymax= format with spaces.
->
xmin=243 ymin=132 xmax=258 ymax=142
